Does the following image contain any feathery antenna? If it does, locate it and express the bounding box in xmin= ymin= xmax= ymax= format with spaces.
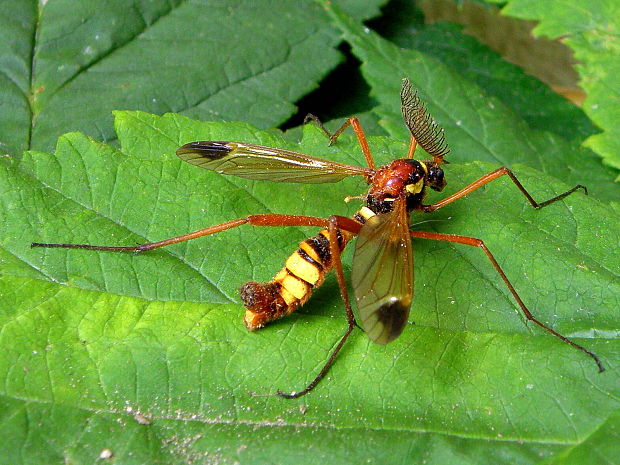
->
xmin=400 ymin=78 xmax=450 ymax=163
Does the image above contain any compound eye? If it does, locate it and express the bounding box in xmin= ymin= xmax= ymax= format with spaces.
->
xmin=428 ymin=166 xmax=446 ymax=191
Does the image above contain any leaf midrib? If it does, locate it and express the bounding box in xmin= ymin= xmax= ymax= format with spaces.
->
xmin=0 ymin=391 xmax=594 ymax=445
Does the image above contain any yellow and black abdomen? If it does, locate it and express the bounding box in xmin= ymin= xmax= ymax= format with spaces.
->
xmin=240 ymin=227 xmax=355 ymax=330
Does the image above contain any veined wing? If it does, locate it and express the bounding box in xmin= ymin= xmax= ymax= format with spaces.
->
xmin=177 ymin=141 xmax=371 ymax=183
xmin=351 ymin=196 xmax=413 ymax=345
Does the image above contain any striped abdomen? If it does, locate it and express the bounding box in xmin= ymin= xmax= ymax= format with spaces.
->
xmin=240 ymin=207 xmax=376 ymax=330
xmin=240 ymin=227 xmax=353 ymax=330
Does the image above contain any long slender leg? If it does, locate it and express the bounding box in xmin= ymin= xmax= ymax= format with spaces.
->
xmin=34 ymin=213 xmax=363 ymax=399
xmin=304 ymin=114 xmax=375 ymax=170
xmin=278 ymin=216 xmax=360 ymax=399
xmin=32 ymin=214 xmax=362 ymax=253
xmin=422 ymin=167 xmax=586 ymax=212
xmin=410 ymin=230 xmax=604 ymax=372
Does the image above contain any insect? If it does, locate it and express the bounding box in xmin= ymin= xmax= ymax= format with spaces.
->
xmin=32 ymin=79 xmax=604 ymax=398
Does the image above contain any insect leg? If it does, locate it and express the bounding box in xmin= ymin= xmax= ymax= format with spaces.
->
xmin=304 ymin=114 xmax=375 ymax=170
xmin=421 ymin=167 xmax=586 ymax=212
xmin=31 ymin=214 xmax=362 ymax=253
xmin=410 ymin=230 xmax=605 ymax=372
xmin=278 ymin=215 xmax=360 ymax=399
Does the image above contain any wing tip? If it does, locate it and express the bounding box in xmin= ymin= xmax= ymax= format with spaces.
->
xmin=364 ymin=298 xmax=410 ymax=345
xmin=176 ymin=141 xmax=232 ymax=160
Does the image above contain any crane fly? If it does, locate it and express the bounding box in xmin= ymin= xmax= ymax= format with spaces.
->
xmin=32 ymin=79 xmax=604 ymax=398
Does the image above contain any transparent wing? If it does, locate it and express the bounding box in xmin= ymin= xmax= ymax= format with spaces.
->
xmin=351 ymin=197 xmax=413 ymax=345
xmin=177 ymin=141 xmax=371 ymax=183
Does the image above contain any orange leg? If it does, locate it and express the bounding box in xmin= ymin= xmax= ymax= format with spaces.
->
xmin=278 ymin=215 xmax=360 ymax=399
xmin=410 ymin=230 xmax=604 ymax=372
xmin=422 ymin=167 xmax=586 ymax=212
xmin=304 ymin=114 xmax=375 ymax=170
xmin=32 ymin=213 xmax=364 ymax=398
xmin=32 ymin=214 xmax=362 ymax=252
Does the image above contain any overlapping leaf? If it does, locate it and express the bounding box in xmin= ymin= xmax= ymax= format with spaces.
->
xmin=320 ymin=1 xmax=620 ymax=203
xmin=0 ymin=1 xmax=619 ymax=462
xmin=0 ymin=110 xmax=618 ymax=464
xmin=0 ymin=0 xmax=384 ymax=157
xmin=493 ymin=0 xmax=620 ymax=173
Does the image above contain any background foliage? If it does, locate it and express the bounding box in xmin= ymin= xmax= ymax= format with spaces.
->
xmin=496 ymin=0 xmax=620 ymax=174
xmin=0 ymin=0 xmax=618 ymax=464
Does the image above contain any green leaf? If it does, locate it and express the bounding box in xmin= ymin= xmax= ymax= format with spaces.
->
xmin=542 ymin=408 xmax=620 ymax=465
xmin=377 ymin=15 xmax=597 ymax=142
xmin=497 ymin=0 xmax=620 ymax=173
xmin=0 ymin=0 xmax=384 ymax=157
xmin=1 ymin=111 xmax=618 ymax=463
xmin=320 ymin=0 xmax=620 ymax=203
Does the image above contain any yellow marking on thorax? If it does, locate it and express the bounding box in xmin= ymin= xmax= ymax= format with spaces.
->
xmin=407 ymin=162 xmax=427 ymax=194
xmin=406 ymin=178 xmax=424 ymax=194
